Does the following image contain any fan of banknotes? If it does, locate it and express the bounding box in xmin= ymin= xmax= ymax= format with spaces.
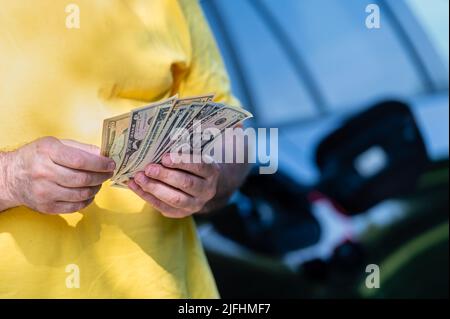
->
xmin=100 ymin=94 xmax=253 ymax=187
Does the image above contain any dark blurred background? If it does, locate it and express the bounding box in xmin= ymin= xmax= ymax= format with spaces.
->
xmin=196 ymin=0 xmax=449 ymax=298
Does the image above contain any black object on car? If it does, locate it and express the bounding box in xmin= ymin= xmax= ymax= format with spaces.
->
xmin=315 ymin=100 xmax=429 ymax=214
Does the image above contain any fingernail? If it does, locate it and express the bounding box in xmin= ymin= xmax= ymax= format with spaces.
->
xmin=146 ymin=165 xmax=159 ymax=177
xmin=162 ymin=154 xmax=172 ymax=166
xmin=135 ymin=174 xmax=146 ymax=184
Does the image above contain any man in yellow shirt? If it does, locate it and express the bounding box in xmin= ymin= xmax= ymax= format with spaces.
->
xmin=0 ymin=0 xmax=249 ymax=298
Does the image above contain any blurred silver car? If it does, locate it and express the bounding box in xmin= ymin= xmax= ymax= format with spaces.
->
xmin=199 ymin=0 xmax=449 ymax=298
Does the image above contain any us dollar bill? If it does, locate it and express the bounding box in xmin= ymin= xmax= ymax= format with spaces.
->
xmin=155 ymin=104 xmax=252 ymax=163
xmin=189 ymin=104 xmax=252 ymax=150
xmin=120 ymin=96 xmax=177 ymax=175
xmin=101 ymin=112 xmax=131 ymax=174
xmin=151 ymin=102 xmax=207 ymax=163
xmin=114 ymin=96 xmax=177 ymax=178
xmin=202 ymin=112 xmax=251 ymax=154
xmin=152 ymin=94 xmax=215 ymax=160
xmin=152 ymin=102 xmax=223 ymax=162
xmin=101 ymin=94 xmax=253 ymax=185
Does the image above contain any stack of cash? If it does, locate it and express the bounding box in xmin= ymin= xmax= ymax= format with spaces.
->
xmin=101 ymin=94 xmax=253 ymax=186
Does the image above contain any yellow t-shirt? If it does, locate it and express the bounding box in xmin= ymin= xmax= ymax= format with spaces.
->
xmin=0 ymin=0 xmax=237 ymax=298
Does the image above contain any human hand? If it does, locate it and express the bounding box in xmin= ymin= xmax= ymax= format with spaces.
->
xmin=1 ymin=137 xmax=115 ymax=214
xmin=128 ymin=154 xmax=221 ymax=218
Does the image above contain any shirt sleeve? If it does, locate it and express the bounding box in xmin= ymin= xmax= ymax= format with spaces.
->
xmin=176 ymin=0 xmax=241 ymax=107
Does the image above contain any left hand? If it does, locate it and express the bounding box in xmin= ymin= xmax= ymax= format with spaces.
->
xmin=128 ymin=153 xmax=221 ymax=218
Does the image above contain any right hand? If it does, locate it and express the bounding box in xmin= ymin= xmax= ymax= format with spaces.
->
xmin=2 ymin=137 xmax=115 ymax=214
